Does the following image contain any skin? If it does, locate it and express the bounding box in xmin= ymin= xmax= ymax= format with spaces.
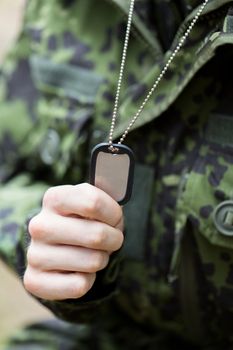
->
xmin=23 ymin=183 xmax=124 ymax=301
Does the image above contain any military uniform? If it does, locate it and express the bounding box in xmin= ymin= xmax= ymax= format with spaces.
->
xmin=1 ymin=0 xmax=233 ymax=348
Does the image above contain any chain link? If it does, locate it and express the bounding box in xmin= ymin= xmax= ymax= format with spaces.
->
xmin=108 ymin=0 xmax=209 ymax=148
xmin=108 ymin=0 xmax=136 ymax=149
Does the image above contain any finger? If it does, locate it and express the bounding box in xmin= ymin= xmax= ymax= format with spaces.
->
xmin=29 ymin=213 xmax=124 ymax=252
xmin=24 ymin=267 xmax=96 ymax=300
xmin=42 ymin=183 xmax=123 ymax=227
xmin=27 ymin=242 xmax=109 ymax=273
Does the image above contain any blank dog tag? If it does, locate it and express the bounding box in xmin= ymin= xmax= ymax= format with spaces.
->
xmin=90 ymin=143 xmax=135 ymax=205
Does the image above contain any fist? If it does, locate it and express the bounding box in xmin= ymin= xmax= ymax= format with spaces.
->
xmin=24 ymin=183 xmax=124 ymax=300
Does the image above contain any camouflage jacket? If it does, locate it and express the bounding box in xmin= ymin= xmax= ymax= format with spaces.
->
xmin=1 ymin=0 xmax=233 ymax=348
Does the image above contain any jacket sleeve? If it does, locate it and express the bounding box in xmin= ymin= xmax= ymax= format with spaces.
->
xmin=0 ymin=4 xmax=121 ymax=324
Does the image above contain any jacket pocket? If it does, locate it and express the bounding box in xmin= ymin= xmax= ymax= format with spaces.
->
xmin=174 ymin=114 xmax=233 ymax=339
xmin=23 ymin=55 xmax=105 ymax=182
xmin=177 ymin=135 xmax=233 ymax=249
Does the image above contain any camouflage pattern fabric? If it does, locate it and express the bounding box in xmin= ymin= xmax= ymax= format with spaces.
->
xmin=1 ymin=0 xmax=233 ymax=348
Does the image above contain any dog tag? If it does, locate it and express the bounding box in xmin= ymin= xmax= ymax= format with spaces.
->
xmin=90 ymin=143 xmax=135 ymax=205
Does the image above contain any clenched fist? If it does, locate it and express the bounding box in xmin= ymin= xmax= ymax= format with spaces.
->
xmin=24 ymin=183 xmax=124 ymax=300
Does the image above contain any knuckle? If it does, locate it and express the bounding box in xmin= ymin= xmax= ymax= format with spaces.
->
xmin=90 ymin=227 xmax=107 ymax=248
xmin=80 ymin=186 xmax=101 ymax=216
xmin=115 ymin=210 xmax=124 ymax=229
xmin=26 ymin=246 xmax=41 ymax=269
xmin=115 ymin=230 xmax=124 ymax=250
xmin=42 ymin=187 xmax=60 ymax=209
xmin=85 ymin=194 xmax=101 ymax=216
xmin=78 ymin=182 xmax=90 ymax=191
xmin=78 ymin=276 xmax=90 ymax=296
xmin=90 ymin=251 xmax=109 ymax=272
xmin=28 ymin=214 xmax=44 ymax=240
xmin=23 ymin=268 xmax=39 ymax=295
xmin=71 ymin=275 xmax=93 ymax=298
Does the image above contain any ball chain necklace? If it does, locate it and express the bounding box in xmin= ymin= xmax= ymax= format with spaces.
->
xmin=90 ymin=0 xmax=209 ymax=205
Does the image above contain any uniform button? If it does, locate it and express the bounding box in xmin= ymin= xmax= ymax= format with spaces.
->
xmin=40 ymin=129 xmax=60 ymax=165
xmin=213 ymin=201 xmax=233 ymax=236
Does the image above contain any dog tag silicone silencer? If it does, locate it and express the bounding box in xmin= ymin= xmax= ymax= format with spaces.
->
xmin=90 ymin=143 xmax=135 ymax=205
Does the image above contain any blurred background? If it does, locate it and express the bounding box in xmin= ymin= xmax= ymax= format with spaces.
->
xmin=0 ymin=0 xmax=52 ymax=346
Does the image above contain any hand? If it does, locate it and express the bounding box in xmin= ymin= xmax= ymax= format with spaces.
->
xmin=24 ymin=183 xmax=124 ymax=300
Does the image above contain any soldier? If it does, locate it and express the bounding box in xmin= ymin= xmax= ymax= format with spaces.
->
xmin=1 ymin=0 xmax=233 ymax=349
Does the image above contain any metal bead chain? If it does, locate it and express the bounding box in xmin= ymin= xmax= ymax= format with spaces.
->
xmin=108 ymin=0 xmax=209 ymax=147
xmin=108 ymin=0 xmax=136 ymax=150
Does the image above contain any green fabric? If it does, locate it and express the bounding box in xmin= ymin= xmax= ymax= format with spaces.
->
xmin=122 ymin=163 xmax=154 ymax=260
xmin=206 ymin=113 xmax=233 ymax=146
xmin=30 ymin=55 xmax=104 ymax=104
xmin=1 ymin=0 xmax=233 ymax=349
